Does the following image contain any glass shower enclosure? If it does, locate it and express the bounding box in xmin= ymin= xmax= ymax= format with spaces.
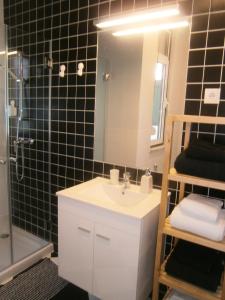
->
xmin=0 ymin=23 xmax=53 ymax=284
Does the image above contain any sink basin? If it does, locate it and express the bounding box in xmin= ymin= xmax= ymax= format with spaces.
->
xmin=57 ymin=177 xmax=161 ymax=218
xmin=78 ymin=181 xmax=147 ymax=207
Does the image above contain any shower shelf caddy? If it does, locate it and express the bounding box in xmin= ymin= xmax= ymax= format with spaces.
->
xmin=152 ymin=114 xmax=225 ymax=300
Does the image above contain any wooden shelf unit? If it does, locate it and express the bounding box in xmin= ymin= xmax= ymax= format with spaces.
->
xmin=152 ymin=114 xmax=225 ymax=300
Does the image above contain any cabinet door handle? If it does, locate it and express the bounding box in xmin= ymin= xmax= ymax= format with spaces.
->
xmin=96 ymin=233 xmax=110 ymax=241
xmin=78 ymin=226 xmax=91 ymax=233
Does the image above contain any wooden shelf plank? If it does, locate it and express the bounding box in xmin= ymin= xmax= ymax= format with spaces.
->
xmin=159 ymin=270 xmax=221 ymax=300
xmin=168 ymin=173 xmax=225 ymax=191
xmin=163 ymin=218 xmax=225 ymax=252
xmin=169 ymin=114 xmax=225 ymax=125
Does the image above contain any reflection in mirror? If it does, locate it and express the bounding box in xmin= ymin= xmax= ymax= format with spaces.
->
xmin=94 ymin=27 xmax=189 ymax=172
xmin=151 ymin=32 xmax=170 ymax=147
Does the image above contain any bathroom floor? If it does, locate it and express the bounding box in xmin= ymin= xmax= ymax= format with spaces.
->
xmin=50 ymin=283 xmax=88 ymax=300
xmin=0 ymin=257 xmax=154 ymax=300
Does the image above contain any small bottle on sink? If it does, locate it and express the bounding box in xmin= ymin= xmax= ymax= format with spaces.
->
xmin=140 ymin=169 xmax=152 ymax=193
xmin=110 ymin=168 xmax=119 ymax=185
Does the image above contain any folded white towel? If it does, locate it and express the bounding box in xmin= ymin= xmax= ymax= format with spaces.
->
xmin=179 ymin=193 xmax=223 ymax=223
xmin=187 ymin=193 xmax=223 ymax=208
xmin=170 ymin=207 xmax=225 ymax=241
xmin=166 ymin=290 xmax=197 ymax=300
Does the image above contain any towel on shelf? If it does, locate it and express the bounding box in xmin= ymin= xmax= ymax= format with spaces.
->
xmin=174 ymin=150 xmax=225 ymax=182
xmin=170 ymin=207 xmax=225 ymax=241
xmin=165 ymin=252 xmax=222 ymax=292
xmin=168 ymin=239 xmax=223 ymax=274
xmin=179 ymin=193 xmax=223 ymax=223
xmin=187 ymin=193 xmax=223 ymax=208
xmin=185 ymin=139 xmax=225 ymax=163
xmin=165 ymin=240 xmax=224 ymax=292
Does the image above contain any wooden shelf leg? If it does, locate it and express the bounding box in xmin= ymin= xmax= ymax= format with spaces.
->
xmin=178 ymin=122 xmax=191 ymax=202
xmin=221 ymin=265 xmax=225 ymax=300
xmin=152 ymin=116 xmax=174 ymax=300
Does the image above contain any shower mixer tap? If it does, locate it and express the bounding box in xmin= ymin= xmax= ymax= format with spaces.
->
xmin=14 ymin=138 xmax=35 ymax=145
xmin=13 ymin=138 xmax=35 ymax=154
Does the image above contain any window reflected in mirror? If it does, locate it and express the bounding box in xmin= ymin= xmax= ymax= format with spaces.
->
xmin=151 ymin=32 xmax=170 ymax=147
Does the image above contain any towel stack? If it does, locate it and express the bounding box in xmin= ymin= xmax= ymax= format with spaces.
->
xmin=165 ymin=240 xmax=224 ymax=292
xmin=174 ymin=139 xmax=225 ymax=181
xmin=170 ymin=193 xmax=225 ymax=241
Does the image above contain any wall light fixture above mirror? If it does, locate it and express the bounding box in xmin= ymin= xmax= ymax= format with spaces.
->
xmin=112 ymin=17 xmax=189 ymax=36
xmin=94 ymin=4 xmax=189 ymax=37
xmin=94 ymin=4 xmax=180 ymax=29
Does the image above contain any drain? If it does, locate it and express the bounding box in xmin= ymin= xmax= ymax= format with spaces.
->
xmin=0 ymin=233 xmax=10 ymax=239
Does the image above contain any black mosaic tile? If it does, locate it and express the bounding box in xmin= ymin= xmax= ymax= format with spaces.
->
xmin=200 ymin=102 xmax=218 ymax=117
xmin=190 ymin=32 xmax=207 ymax=49
xmin=204 ymin=66 xmax=221 ymax=82
xmin=184 ymin=100 xmax=201 ymax=115
xmin=186 ymin=84 xmax=202 ymax=99
xmin=211 ymin=0 xmax=225 ymax=12
xmin=205 ymin=49 xmax=223 ymax=65
xmin=209 ymin=11 xmax=225 ymax=30
xmin=192 ymin=14 xmax=209 ymax=32
xmin=192 ymin=0 xmax=210 ymax=14
xmin=187 ymin=67 xmax=203 ymax=82
xmin=188 ymin=50 xmax=205 ymax=66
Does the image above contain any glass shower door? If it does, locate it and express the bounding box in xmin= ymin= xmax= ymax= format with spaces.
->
xmin=0 ymin=23 xmax=12 ymax=271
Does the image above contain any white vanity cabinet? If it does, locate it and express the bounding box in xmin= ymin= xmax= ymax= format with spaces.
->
xmin=57 ymin=178 xmax=161 ymax=300
xmin=93 ymin=223 xmax=139 ymax=299
xmin=58 ymin=207 xmax=94 ymax=292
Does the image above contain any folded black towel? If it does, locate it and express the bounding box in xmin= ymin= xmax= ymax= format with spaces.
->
xmin=165 ymin=255 xmax=223 ymax=291
xmin=186 ymin=139 xmax=225 ymax=163
xmin=165 ymin=241 xmax=224 ymax=292
xmin=174 ymin=150 xmax=225 ymax=182
xmin=168 ymin=240 xmax=223 ymax=273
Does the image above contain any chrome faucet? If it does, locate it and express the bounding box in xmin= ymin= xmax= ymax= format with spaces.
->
xmin=122 ymin=172 xmax=131 ymax=194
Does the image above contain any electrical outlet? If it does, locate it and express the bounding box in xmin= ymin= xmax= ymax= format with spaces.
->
xmin=204 ymin=88 xmax=220 ymax=104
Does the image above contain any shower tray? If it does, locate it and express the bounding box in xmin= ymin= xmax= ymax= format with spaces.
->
xmin=0 ymin=225 xmax=53 ymax=284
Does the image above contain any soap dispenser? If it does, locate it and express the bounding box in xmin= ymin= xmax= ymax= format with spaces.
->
xmin=140 ymin=168 xmax=152 ymax=193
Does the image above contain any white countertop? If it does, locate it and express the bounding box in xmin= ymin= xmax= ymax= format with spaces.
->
xmin=56 ymin=177 xmax=161 ymax=219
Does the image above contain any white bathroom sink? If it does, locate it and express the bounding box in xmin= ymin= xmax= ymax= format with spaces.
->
xmin=56 ymin=177 xmax=161 ymax=218
xmin=78 ymin=181 xmax=147 ymax=207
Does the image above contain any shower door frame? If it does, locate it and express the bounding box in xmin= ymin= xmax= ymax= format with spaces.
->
xmin=0 ymin=23 xmax=14 ymax=268
xmin=5 ymin=23 xmax=14 ymax=266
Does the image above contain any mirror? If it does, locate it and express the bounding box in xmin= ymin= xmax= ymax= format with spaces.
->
xmin=94 ymin=27 xmax=190 ymax=172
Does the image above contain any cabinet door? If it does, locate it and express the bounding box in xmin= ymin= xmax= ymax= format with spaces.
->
xmin=58 ymin=206 xmax=94 ymax=292
xmin=93 ymin=223 xmax=139 ymax=300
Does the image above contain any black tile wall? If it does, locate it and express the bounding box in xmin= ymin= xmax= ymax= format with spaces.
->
xmin=3 ymin=0 xmax=174 ymax=253
xmin=3 ymin=0 xmax=225 ymax=279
